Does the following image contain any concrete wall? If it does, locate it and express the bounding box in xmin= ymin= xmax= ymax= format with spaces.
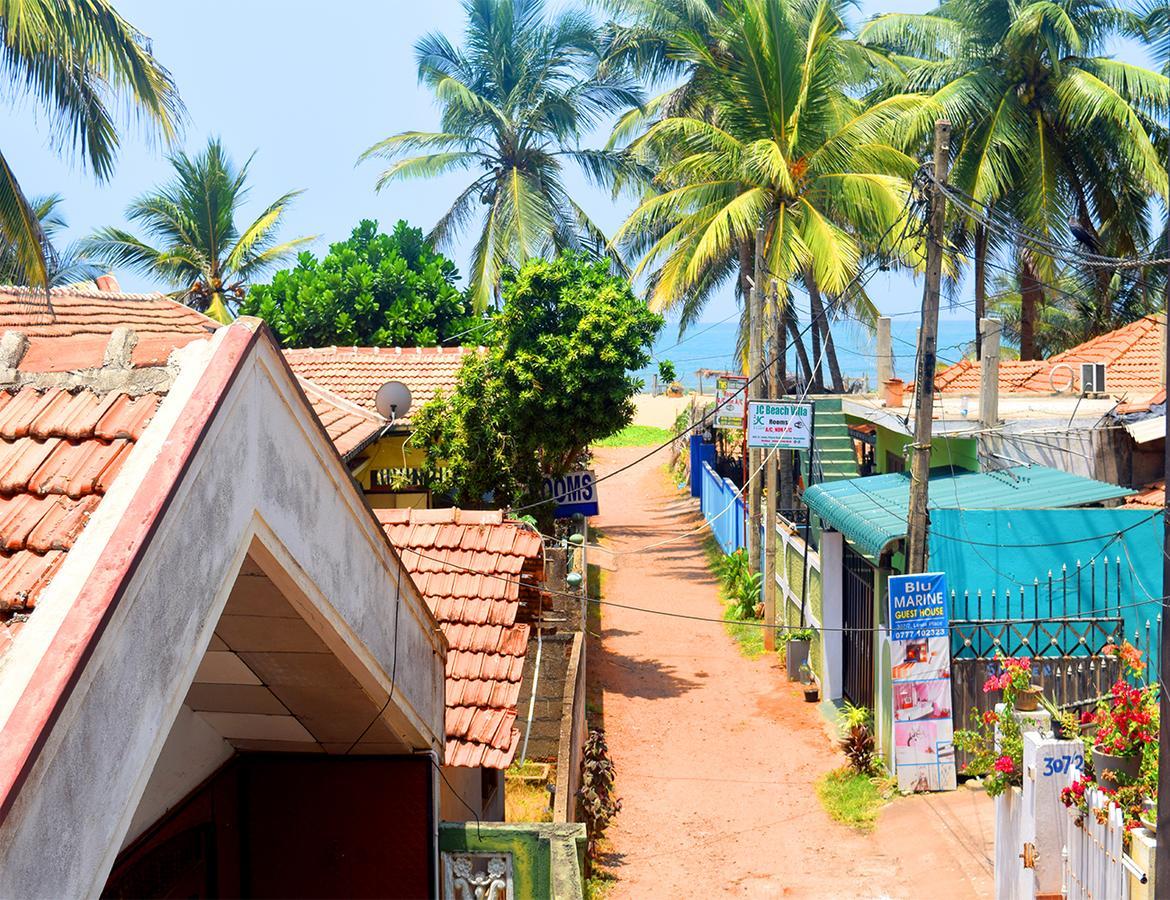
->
xmin=121 ymin=704 xmax=233 ymax=850
xmin=440 ymin=821 xmax=587 ymax=900
xmin=553 ymin=633 xmax=586 ymax=823
xmin=515 ymin=634 xmax=575 ymax=762
xmin=0 ymin=328 xmax=446 ymax=898
xmin=440 ymin=765 xmax=503 ymax=822
xmin=875 ymin=425 xmax=978 ymax=474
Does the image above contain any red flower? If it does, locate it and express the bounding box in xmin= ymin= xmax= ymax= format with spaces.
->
xmin=994 ymin=756 xmax=1015 ymax=774
xmin=983 ymin=710 xmax=999 ymax=726
xmin=983 ymin=676 xmax=1001 ymax=693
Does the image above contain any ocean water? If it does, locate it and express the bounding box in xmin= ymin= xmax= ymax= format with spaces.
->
xmin=636 ymin=315 xmax=981 ymax=391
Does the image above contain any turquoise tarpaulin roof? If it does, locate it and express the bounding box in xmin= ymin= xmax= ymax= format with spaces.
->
xmin=802 ymin=465 xmax=1134 ymax=559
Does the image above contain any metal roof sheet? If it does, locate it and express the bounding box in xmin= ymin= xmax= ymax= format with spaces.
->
xmin=1123 ymin=414 xmax=1165 ymax=445
xmin=803 ymin=465 xmax=1135 ymax=559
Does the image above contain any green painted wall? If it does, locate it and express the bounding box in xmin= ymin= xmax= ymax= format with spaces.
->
xmin=778 ymin=534 xmax=824 ymax=678
xmin=873 ymin=425 xmax=978 ymax=474
xmin=439 ymin=822 xmax=587 ymax=899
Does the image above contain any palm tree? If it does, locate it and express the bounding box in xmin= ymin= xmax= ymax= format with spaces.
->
xmin=988 ymin=252 xmax=1163 ymax=357
xmin=0 ymin=0 xmax=182 ymax=290
xmin=860 ymin=0 xmax=1168 ymax=359
xmin=360 ymin=0 xmax=642 ymax=312
xmin=613 ymin=0 xmax=924 ymax=391
xmin=0 ymin=195 xmax=99 ymax=287
xmin=82 ymin=138 xmax=313 ymax=323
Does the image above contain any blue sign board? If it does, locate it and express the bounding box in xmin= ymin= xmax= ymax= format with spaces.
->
xmin=887 ymin=572 xmax=949 ymax=641
xmin=544 ymin=470 xmax=600 ymax=518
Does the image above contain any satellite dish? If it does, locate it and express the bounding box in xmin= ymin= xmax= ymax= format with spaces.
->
xmin=375 ymin=381 xmax=412 ymax=421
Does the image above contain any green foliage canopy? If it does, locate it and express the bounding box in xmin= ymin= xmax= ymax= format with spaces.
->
xmin=411 ymin=252 xmax=662 ymax=508
xmin=242 ymin=220 xmax=479 ymax=348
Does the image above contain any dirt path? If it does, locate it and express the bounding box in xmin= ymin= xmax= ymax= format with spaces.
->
xmin=589 ymin=446 xmax=994 ymax=899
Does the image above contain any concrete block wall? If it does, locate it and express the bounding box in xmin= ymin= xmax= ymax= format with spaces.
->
xmin=515 ymin=634 xmax=575 ymax=761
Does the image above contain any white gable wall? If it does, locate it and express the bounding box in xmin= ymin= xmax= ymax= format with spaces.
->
xmin=0 ymin=326 xmax=445 ymax=898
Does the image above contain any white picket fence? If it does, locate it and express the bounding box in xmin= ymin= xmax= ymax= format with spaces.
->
xmin=995 ymin=732 xmax=1155 ymax=899
xmin=1065 ymin=787 xmax=1131 ymax=900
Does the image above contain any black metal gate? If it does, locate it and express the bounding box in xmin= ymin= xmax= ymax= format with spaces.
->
xmin=948 ymin=560 xmax=1135 ymax=772
xmin=842 ymin=544 xmax=875 ymax=709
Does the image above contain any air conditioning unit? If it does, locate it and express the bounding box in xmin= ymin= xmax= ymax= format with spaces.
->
xmin=1081 ymin=362 xmax=1107 ymax=395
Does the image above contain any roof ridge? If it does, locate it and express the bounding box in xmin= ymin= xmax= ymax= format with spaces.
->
xmin=281 ymin=344 xmax=479 ymax=356
xmin=294 ymin=376 xmax=386 ymax=423
xmin=0 ymin=284 xmax=171 ymax=303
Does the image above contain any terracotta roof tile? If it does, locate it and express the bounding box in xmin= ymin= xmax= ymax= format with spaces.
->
xmin=0 ymin=386 xmax=162 ymax=649
xmin=374 ymin=506 xmax=544 ymax=769
xmin=283 ymin=345 xmax=482 ymax=425
xmin=918 ymin=315 xmax=1165 ymax=397
xmin=295 ymin=377 xmax=384 ymax=459
xmin=0 ymin=284 xmax=217 ymax=372
xmin=1125 ymin=480 xmax=1165 ymax=508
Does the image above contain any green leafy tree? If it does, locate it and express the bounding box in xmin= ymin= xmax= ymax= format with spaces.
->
xmin=412 ymin=252 xmax=662 ymax=509
xmin=242 ymin=220 xmax=479 ymax=348
xmin=860 ymin=0 xmax=1168 ymax=358
xmin=0 ymin=0 xmax=182 ymax=290
xmin=359 ymin=0 xmax=642 ymax=312
xmin=612 ymin=0 xmax=924 ymax=391
xmin=82 ymin=137 xmax=313 ymax=323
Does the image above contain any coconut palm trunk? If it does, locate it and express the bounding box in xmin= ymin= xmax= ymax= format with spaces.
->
xmin=807 ymin=277 xmax=827 ymax=392
xmin=810 ymin=275 xmax=845 ymax=392
xmin=787 ymin=313 xmax=814 ymax=388
xmin=1019 ymin=259 xmax=1044 ymax=360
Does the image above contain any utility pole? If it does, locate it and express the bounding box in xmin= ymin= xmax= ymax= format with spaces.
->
xmin=1155 ymin=102 xmax=1170 ymax=890
xmin=747 ymin=228 xmax=765 ymax=577
xmin=978 ymin=317 xmax=1001 ymax=430
xmin=905 ymin=120 xmax=951 ymax=575
xmin=764 ymin=278 xmax=779 ymax=652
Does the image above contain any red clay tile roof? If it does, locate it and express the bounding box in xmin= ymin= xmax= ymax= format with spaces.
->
xmin=374 ymin=507 xmax=544 ymax=769
xmin=1116 ymin=389 xmax=1166 ymax=416
xmin=295 ymin=378 xmax=384 ymax=459
xmin=283 ymin=345 xmax=480 ymax=425
xmin=0 ymin=285 xmax=218 ymax=372
xmin=919 ymin=316 xmax=1166 ymax=396
xmin=0 ymin=286 xmax=385 ymax=460
xmin=1125 ymin=480 xmax=1165 ymax=507
xmin=0 ymin=387 xmax=160 ymax=655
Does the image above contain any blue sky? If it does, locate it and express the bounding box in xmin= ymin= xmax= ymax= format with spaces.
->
xmin=2 ymin=0 xmax=1156 ymax=331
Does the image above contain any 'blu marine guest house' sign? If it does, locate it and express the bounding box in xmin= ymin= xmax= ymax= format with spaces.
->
xmin=888 ymin=573 xmax=949 ymax=641
xmin=887 ymin=572 xmax=957 ymax=792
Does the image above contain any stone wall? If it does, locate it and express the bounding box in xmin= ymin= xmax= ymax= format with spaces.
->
xmin=515 ymin=633 xmax=575 ymax=761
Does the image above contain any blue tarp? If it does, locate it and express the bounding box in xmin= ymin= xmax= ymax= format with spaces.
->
xmin=930 ymin=507 xmax=1163 ymax=669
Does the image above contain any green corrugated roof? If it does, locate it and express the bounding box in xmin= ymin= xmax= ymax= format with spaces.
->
xmin=803 ymin=465 xmax=1135 ymax=559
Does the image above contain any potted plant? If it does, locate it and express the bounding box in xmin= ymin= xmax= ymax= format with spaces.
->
xmin=1089 ymin=643 xmax=1156 ymax=788
xmin=954 ymin=655 xmax=1039 ymax=796
xmin=785 ymin=628 xmax=814 ymax=681
xmin=987 ymin=657 xmax=1043 ymax=711
xmin=1060 ymin=643 xmax=1159 ymax=831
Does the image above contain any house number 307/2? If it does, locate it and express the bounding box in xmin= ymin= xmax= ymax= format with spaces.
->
xmin=1041 ymin=755 xmax=1084 ymax=776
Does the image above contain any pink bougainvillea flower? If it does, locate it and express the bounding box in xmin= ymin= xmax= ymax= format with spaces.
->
xmin=994 ymin=756 xmax=1015 ymax=774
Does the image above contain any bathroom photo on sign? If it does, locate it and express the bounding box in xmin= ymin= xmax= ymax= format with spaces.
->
xmin=893 ymin=720 xmax=957 ymax=791
xmin=893 ymin=679 xmax=952 ymax=722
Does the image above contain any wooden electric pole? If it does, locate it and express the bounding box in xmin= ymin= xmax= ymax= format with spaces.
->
xmin=905 ymin=120 xmax=951 ymax=575
xmin=1155 ymin=108 xmax=1170 ymax=890
xmin=747 ymin=228 xmax=765 ymax=577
